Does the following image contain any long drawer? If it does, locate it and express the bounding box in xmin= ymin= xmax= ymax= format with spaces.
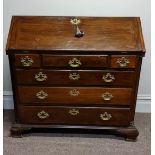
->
xmin=18 ymin=106 xmax=131 ymax=126
xmin=18 ymin=87 xmax=132 ymax=106
xmin=16 ymin=70 xmax=135 ymax=86
xmin=42 ymin=55 xmax=108 ymax=68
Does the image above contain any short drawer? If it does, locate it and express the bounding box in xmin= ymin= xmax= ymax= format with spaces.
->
xmin=111 ymin=55 xmax=137 ymax=68
xmin=16 ymin=69 xmax=135 ymax=86
xmin=18 ymin=106 xmax=131 ymax=126
xmin=15 ymin=54 xmax=40 ymax=67
xmin=18 ymin=87 xmax=132 ymax=106
xmin=42 ymin=55 xmax=108 ymax=68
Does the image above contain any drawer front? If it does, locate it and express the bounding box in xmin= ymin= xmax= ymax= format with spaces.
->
xmin=18 ymin=106 xmax=131 ymax=126
xmin=42 ymin=55 xmax=108 ymax=68
xmin=15 ymin=54 xmax=40 ymax=67
xmin=16 ymin=70 xmax=135 ymax=86
xmin=18 ymin=87 xmax=132 ymax=106
xmin=111 ymin=56 xmax=137 ymax=68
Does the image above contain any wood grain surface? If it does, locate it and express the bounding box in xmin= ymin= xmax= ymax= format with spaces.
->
xmin=6 ymin=16 xmax=145 ymax=54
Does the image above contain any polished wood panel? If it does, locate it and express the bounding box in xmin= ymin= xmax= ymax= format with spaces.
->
xmin=111 ymin=56 xmax=137 ymax=68
xmin=16 ymin=69 xmax=135 ymax=86
xmin=15 ymin=54 xmax=40 ymax=67
xmin=42 ymin=55 xmax=108 ymax=68
xmin=6 ymin=16 xmax=145 ymax=54
xmin=18 ymin=86 xmax=132 ymax=105
xmin=18 ymin=106 xmax=131 ymax=126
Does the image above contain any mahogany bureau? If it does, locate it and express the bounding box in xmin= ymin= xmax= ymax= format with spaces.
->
xmin=6 ymin=16 xmax=145 ymax=140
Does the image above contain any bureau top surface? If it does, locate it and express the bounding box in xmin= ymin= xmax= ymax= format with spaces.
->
xmin=6 ymin=16 xmax=145 ymax=54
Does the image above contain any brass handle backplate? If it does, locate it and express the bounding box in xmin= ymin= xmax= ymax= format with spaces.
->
xmin=68 ymin=58 xmax=82 ymax=68
xmin=69 ymin=73 xmax=80 ymax=80
xmin=70 ymin=18 xmax=84 ymax=38
xmin=102 ymin=92 xmax=113 ymax=101
xmin=116 ymin=57 xmax=130 ymax=68
xmin=20 ymin=56 xmax=33 ymax=67
xmin=69 ymin=109 xmax=79 ymax=116
xmin=36 ymin=90 xmax=48 ymax=100
xmin=35 ymin=72 xmax=47 ymax=82
xmin=69 ymin=89 xmax=80 ymax=96
xmin=100 ymin=112 xmax=112 ymax=121
xmin=37 ymin=110 xmax=49 ymax=119
xmin=102 ymin=73 xmax=115 ymax=83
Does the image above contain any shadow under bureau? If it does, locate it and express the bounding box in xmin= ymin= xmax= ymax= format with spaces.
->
xmin=6 ymin=16 xmax=145 ymax=141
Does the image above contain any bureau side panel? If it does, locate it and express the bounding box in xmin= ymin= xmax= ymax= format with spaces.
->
xmin=8 ymin=55 xmax=19 ymax=121
xmin=130 ymin=56 xmax=143 ymax=120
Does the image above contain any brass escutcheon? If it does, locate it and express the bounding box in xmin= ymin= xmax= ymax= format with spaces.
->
xmin=69 ymin=89 xmax=80 ymax=96
xmin=36 ymin=90 xmax=48 ymax=100
xmin=102 ymin=92 xmax=113 ymax=101
xmin=116 ymin=57 xmax=130 ymax=68
xmin=20 ymin=56 xmax=33 ymax=67
xmin=100 ymin=112 xmax=112 ymax=121
xmin=70 ymin=18 xmax=81 ymax=25
xmin=102 ymin=73 xmax=115 ymax=83
xmin=69 ymin=109 xmax=79 ymax=116
xmin=70 ymin=18 xmax=84 ymax=38
xmin=35 ymin=72 xmax=47 ymax=82
xmin=37 ymin=110 xmax=49 ymax=119
xmin=69 ymin=73 xmax=80 ymax=80
xmin=68 ymin=57 xmax=82 ymax=68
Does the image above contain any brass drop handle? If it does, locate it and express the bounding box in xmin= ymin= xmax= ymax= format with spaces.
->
xmin=102 ymin=73 xmax=115 ymax=83
xmin=35 ymin=72 xmax=47 ymax=82
xmin=116 ymin=57 xmax=130 ymax=68
xmin=68 ymin=58 xmax=82 ymax=68
xmin=20 ymin=56 xmax=34 ymax=67
xmin=69 ymin=109 xmax=79 ymax=116
xmin=37 ymin=110 xmax=49 ymax=119
xmin=36 ymin=90 xmax=48 ymax=100
xmin=69 ymin=89 xmax=80 ymax=96
xmin=100 ymin=112 xmax=112 ymax=121
xmin=102 ymin=92 xmax=113 ymax=101
xmin=69 ymin=73 xmax=80 ymax=80
xmin=70 ymin=18 xmax=84 ymax=38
